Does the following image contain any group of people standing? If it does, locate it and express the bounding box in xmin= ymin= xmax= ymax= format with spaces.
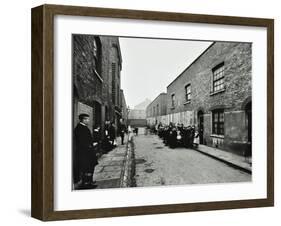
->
xmin=73 ymin=113 xmax=128 ymax=189
xmin=152 ymin=122 xmax=199 ymax=149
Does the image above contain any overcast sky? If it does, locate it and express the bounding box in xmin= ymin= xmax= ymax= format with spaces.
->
xmin=119 ymin=37 xmax=212 ymax=109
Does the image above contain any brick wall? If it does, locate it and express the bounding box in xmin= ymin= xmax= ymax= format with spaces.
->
xmin=73 ymin=35 xmax=123 ymax=135
xmin=146 ymin=93 xmax=167 ymax=117
xmin=167 ymin=42 xmax=251 ymax=115
xmin=165 ymin=42 xmax=252 ymax=154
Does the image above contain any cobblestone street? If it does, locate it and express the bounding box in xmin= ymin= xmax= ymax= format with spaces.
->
xmin=134 ymin=134 xmax=251 ymax=187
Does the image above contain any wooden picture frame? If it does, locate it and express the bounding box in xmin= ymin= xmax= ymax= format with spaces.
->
xmin=31 ymin=4 xmax=274 ymax=221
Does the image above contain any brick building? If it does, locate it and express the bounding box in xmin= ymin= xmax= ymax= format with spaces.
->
xmin=128 ymin=109 xmax=146 ymax=119
xmin=72 ymin=34 xmax=125 ymax=135
xmin=127 ymin=109 xmax=146 ymax=127
xmin=148 ymin=42 xmax=252 ymax=155
xmin=146 ymin=93 xmax=167 ymax=126
xmin=120 ymin=89 xmax=128 ymax=125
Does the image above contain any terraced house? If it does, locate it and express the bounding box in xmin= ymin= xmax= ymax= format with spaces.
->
xmin=147 ymin=42 xmax=252 ymax=155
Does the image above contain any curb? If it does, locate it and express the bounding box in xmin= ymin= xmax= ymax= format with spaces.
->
xmin=120 ymin=134 xmax=135 ymax=187
xmin=194 ymin=148 xmax=252 ymax=174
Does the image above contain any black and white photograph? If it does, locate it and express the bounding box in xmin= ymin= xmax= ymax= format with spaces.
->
xmin=72 ymin=34 xmax=252 ymax=190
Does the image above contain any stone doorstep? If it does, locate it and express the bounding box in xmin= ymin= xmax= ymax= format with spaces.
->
xmin=102 ymin=165 xmax=123 ymax=172
xmin=95 ymin=166 xmax=104 ymax=173
xmin=100 ymin=160 xmax=124 ymax=166
xmin=95 ymin=178 xmax=121 ymax=189
xmin=93 ymin=170 xmax=122 ymax=181
xmin=113 ymin=153 xmax=127 ymax=157
xmin=112 ymin=156 xmax=125 ymax=161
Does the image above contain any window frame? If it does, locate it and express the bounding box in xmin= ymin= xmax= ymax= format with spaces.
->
xmin=212 ymin=62 xmax=225 ymax=93
xmin=185 ymin=83 xmax=191 ymax=102
xmin=212 ymin=109 xmax=224 ymax=135
xmin=171 ymin=93 xmax=175 ymax=108
xmin=93 ymin=37 xmax=102 ymax=76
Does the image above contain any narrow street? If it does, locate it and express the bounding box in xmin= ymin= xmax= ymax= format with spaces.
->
xmin=134 ymin=133 xmax=251 ymax=187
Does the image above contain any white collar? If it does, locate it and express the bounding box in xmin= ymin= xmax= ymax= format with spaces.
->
xmin=79 ymin=122 xmax=87 ymax=126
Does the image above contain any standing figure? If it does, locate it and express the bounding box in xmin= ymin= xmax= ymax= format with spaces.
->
xmin=93 ymin=124 xmax=101 ymax=157
xmin=193 ymin=129 xmax=200 ymax=148
xmin=109 ymin=122 xmax=116 ymax=147
xmin=119 ymin=121 xmax=127 ymax=145
xmin=74 ymin=113 xmax=98 ymax=189
xmin=102 ymin=121 xmax=111 ymax=152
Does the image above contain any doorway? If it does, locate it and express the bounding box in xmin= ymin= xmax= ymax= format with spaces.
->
xmin=198 ymin=110 xmax=204 ymax=144
xmin=245 ymin=102 xmax=252 ymax=143
xmin=93 ymin=101 xmax=102 ymax=129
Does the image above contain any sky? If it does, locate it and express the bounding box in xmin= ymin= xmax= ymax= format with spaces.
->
xmin=119 ymin=37 xmax=212 ymax=108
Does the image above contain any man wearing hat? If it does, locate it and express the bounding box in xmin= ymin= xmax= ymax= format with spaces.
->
xmin=74 ymin=113 xmax=98 ymax=189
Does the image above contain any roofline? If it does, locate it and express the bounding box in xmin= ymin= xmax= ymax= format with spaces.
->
xmin=167 ymin=42 xmax=215 ymax=89
xmin=112 ymin=39 xmax=123 ymax=70
xmin=146 ymin=92 xmax=167 ymax=109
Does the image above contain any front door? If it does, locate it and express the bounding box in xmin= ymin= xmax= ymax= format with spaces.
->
xmin=94 ymin=101 xmax=102 ymax=129
xmin=245 ymin=102 xmax=252 ymax=143
xmin=198 ymin=111 xmax=204 ymax=144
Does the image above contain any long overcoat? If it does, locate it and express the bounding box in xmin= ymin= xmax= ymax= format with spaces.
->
xmin=74 ymin=123 xmax=98 ymax=174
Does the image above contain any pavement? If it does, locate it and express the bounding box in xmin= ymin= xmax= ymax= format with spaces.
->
xmin=195 ymin=144 xmax=252 ymax=174
xmin=134 ymin=134 xmax=251 ymax=187
xmin=87 ymin=133 xmax=251 ymax=189
xmin=92 ymin=134 xmax=134 ymax=189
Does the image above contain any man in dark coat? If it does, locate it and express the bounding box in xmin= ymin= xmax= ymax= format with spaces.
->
xmin=109 ymin=122 xmax=116 ymax=147
xmin=74 ymin=113 xmax=98 ymax=189
xmin=102 ymin=120 xmax=111 ymax=152
xmin=119 ymin=121 xmax=127 ymax=145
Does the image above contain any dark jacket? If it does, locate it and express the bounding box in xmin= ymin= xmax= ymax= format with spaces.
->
xmin=109 ymin=125 xmax=116 ymax=139
xmin=74 ymin=123 xmax=93 ymax=152
xmin=74 ymin=123 xmax=98 ymax=172
xmin=92 ymin=128 xmax=101 ymax=143
xmin=119 ymin=123 xmax=127 ymax=135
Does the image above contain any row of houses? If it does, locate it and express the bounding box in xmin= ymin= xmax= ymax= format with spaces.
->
xmin=72 ymin=35 xmax=128 ymax=136
xmin=146 ymin=42 xmax=252 ymax=155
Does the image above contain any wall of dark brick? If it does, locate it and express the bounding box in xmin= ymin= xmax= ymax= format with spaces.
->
xmin=146 ymin=93 xmax=167 ymax=117
xmin=73 ymin=35 xmax=103 ymax=106
xmin=165 ymin=42 xmax=252 ymax=154
xmin=167 ymin=42 xmax=251 ymax=114
xmin=73 ymin=35 xmax=124 ymax=134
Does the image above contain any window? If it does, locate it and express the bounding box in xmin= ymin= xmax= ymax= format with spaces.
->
xmin=212 ymin=109 xmax=224 ymax=135
xmin=171 ymin=94 xmax=175 ymax=108
xmin=185 ymin=84 xmax=191 ymax=102
xmin=212 ymin=63 xmax=225 ymax=92
xmin=93 ymin=37 xmax=101 ymax=76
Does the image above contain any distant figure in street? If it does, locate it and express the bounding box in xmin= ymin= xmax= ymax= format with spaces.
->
xmin=119 ymin=121 xmax=127 ymax=145
xmin=134 ymin=127 xmax=139 ymax=136
xmin=193 ymin=129 xmax=200 ymax=148
xmin=109 ymin=122 xmax=116 ymax=147
xmin=74 ymin=113 xmax=98 ymax=189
